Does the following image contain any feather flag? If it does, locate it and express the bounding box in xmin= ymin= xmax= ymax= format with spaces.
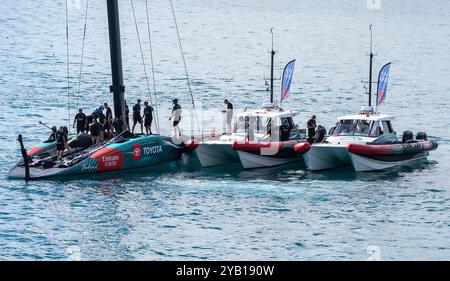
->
xmin=281 ymin=59 xmax=296 ymax=101
xmin=376 ymin=62 xmax=391 ymax=106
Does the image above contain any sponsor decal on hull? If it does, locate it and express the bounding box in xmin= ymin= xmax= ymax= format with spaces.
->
xmin=132 ymin=144 xmax=142 ymax=160
xmin=91 ymin=148 xmax=125 ymax=172
xmin=143 ymin=145 xmax=163 ymax=155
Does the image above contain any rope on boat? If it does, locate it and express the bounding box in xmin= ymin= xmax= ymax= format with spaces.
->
xmin=168 ymin=0 xmax=201 ymax=138
xmin=130 ymin=0 xmax=155 ymax=126
xmin=145 ymin=0 xmax=160 ymax=134
xmin=65 ymin=0 xmax=71 ymax=133
xmin=76 ymin=0 xmax=89 ymax=111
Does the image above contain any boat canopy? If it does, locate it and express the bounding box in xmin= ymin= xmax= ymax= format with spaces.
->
xmin=237 ymin=109 xmax=301 ymax=119
xmin=337 ymin=114 xmax=394 ymax=122
xmin=332 ymin=115 xmax=395 ymax=137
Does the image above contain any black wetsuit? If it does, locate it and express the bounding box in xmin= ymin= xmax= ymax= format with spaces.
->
xmin=307 ymin=118 xmax=316 ymax=138
xmin=90 ymin=122 xmax=103 ymax=137
xmin=112 ymin=118 xmax=124 ymax=134
xmin=98 ymin=112 xmax=107 ymax=129
xmin=104 ymin=107 xmax=113 ymax=130
xmin=55 ymin=129 xmax=67 ymax=151
xmin=74 ymin=113 xmax=87 ymax=134
xmin=144 ymin=105 xmax=153 ymax=128
xmin=315 ymin=127 xmax=326 ymax=143
xmin=227 ymin=103 xmax=233 ymax=110
xmin=48 ymin=131 xmax=57 ymax=140
xmin=172 ymin=104 xmax=181 ymax=126
xmin=133 ymin=103 xmax=142 ymax=124
xmin=86 ymin=114 xmax=94 ymax=129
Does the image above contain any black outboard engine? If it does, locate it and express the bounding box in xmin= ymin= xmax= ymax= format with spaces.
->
xmin=402 ymin=131 xmax=414 ymax=143
xmin=416 ymin=132 xmax=428 ymax=141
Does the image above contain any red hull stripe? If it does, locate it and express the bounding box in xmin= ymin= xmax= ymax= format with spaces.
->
xmin=347 ymin=141 xmax=434 ymax=156
xmin=27 ymin=147 xmax=44 ymax=156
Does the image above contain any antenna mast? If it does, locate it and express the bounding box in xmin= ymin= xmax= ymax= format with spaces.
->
xmin=368 ymin=25 xmax=374 ymax=107
xmin=270 ymin=28 xmax=275 ymax=104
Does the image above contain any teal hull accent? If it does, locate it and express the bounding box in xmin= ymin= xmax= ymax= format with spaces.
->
xmin=9 ymin=135 xmax=184 ymax=179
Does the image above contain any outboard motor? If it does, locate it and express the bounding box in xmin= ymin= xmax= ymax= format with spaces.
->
xmin=416 ymin=132 xmax=428 ymax=141
xmin=402 ymin=131 xmax=414 ymax=143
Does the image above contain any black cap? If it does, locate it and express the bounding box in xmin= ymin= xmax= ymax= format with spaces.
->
xmin=172 ymin=98 xmax=178 ymax=104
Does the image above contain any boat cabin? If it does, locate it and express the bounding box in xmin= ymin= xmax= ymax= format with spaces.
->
xmin=232 ymin=104 xmax=303 ymax=142
xmin=331 ymin=112 xmax=395 ymax=138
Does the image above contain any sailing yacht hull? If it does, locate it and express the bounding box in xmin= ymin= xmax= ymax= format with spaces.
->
xmin=303 ymin=144 xmax=351 ymax=171
xmin=9 ymin=135 xmax=183 ymax=179
xmin=195 ymin=142 xmax=240 ymax=167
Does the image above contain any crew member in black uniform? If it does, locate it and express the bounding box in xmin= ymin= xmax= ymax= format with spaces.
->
xmin=73 ymin=108 xmax=87 ymax=134
xmin=312 ymin=125 xmax=326 ymax=143
xmin=55 ymin=126 xmax=68 ymax=160
xmin=97 ymin=109 xmax=107 ymax=136
xmin=48 ymin=126 xmax=57 ymax=140
xmin=112 ymin=117 xmax=124 ymax=135
xmin=132 ymin=99 xmax=143 ymax=134
xmin=280 ymin=119 xmax=292 ymax=141
xmin=143 ymin=101 xmax=154 ymax=135
xmin=307 ymin=115 xmax=317 ymax=139
xmin=104 ymin=102 xmax=113 ymax=138
xmin=90 ymin=118 xmax=103 ymax=144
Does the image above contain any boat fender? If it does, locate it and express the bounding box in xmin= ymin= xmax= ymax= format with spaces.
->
xmin=184 ymin=139 xmax=199 ymax=150
xmin=293 ymin=142 xmax=311 ymax=153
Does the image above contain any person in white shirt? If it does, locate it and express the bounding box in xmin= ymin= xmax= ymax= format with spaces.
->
xmin=222 ymin=99 xmax=233 ymax=135
xmin=169 ymin=99 xmax=182 ymax=137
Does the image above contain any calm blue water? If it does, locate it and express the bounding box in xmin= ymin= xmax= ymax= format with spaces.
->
xmin=1 ymin=0 xmax=450 ymax=260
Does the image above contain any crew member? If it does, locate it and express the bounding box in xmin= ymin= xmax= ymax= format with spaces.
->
xmin=89 ymin=118 xmax=103 ymax=144
xmin=73 ymin=108 xmax=87 ymax=134
xmin=132 ymin=99 xmax=143 ymax=134
xmin=48 ymin=126 xmax=57 ymax=140
xmin=112 ymin=117 xmax=124 ymax=135
xmin=222 ymin=99 xmax=234 ymax=135
xmin=280 ymin=119 xmax=292 ymax=141
xmin=55 ymin=126 xmax=68 ymax=160
xmin=169 ymin=99 xmax=182 ymax=137
xmin=312 ymin=125 xmax=326 ymax=143
xmin=143 ymin=101 xmax=154 ymax=135
xmin=104 ymin=102 xmax=113 ymax=138
xmin=262 ymin=120 xmax=272 ymax=140
xmin=307 ymin=115 xmax=317 ymax=139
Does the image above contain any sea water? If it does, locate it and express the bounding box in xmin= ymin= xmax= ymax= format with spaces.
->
xmin=0 ymin=0 xmax=449 ymax=260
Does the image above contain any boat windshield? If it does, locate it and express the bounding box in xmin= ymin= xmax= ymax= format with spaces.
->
xmin=333 ymin=119 xmax=379 ymax=137
xmin=234 ymin=116 xmax=272 ymax=134
xmin=234 ymin=116 xmax=296 ymax=135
